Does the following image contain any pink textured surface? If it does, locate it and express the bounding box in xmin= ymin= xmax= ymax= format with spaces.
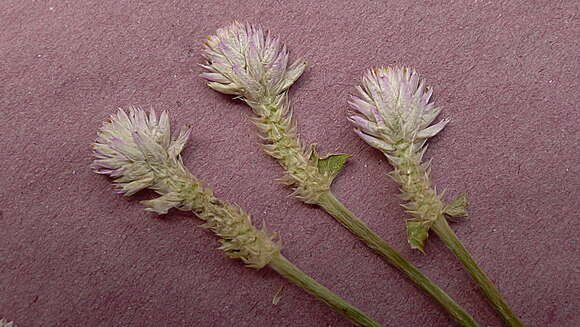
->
xmin=1 ymin=1 xmax=578 ymax=326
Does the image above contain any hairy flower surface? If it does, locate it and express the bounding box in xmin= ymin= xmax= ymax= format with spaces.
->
xmin=349 ymin=67 xmax=449 ymax=155
xmin=350 ymin=67 xmax=466 ymax=252
xmin=201 ymin=21 xmax=306 ymax=104
xmin=202 ymin=22 xmax=348 ymax=204
xmin=92 ymin=107 xmax=281 ymax=268
xmin=91 ymin=107 xmax=191 ymax=198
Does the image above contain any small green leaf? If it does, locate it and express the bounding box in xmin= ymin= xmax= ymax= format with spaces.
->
xmin=406 ymin=219 xmax=432 ymax=253
xmin=308 ymin=144 xmax=350 ymax=180
xmin=308 ymin=144 xmax=350 ymax=182
xmin=317 ymin=153 xmax=351 ymax=179
xmin=444 ymin=194 xmax=469 ymax=218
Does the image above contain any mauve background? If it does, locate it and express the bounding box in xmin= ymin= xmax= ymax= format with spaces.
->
xmin=0 ymin=0 xmax=578 ymax=326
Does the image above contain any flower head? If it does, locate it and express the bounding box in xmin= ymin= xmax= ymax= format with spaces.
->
xmin=348 ymin=67 xmax=448 ymax=154
xmin=201 ymin=21 xmax=306 ymax=103
xmin=91 ymin=107 xmax=192 ymax=199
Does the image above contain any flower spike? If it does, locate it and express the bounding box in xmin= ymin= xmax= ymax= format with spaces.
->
xmin=350 ymin=67 xmax=523 ymax=326
xmin=349 ymin=67 xmax=456 ymax=252
xmin=92 ymin=107 xmax=280 ymax=268
xmin=92 ymin=107 xmax=381 ymax=326
xmin=202 ymin=22 xmax=339 ymax=204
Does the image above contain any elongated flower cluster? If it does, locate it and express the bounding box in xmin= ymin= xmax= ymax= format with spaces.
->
xmin=92 ymin=107 xmax=281 ymax=268
xmin=349 ymin=67 xmax=467 ymax=252
xmin=202 ymin=22 xmax=347 ymax=204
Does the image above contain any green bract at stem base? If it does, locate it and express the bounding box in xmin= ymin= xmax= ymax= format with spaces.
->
xmin=383 ymin=144 xmax=523 ymax=326
xmin=318 ymin=192 xmax=480 ymax=327
xmin=431 ymin=217 xmax=524 ymax=327
xmin=269 ymin=253 xmax=381 ymax=327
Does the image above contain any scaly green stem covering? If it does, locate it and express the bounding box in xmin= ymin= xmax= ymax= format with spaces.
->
xmin=392 ymin=140 xmax=522 ymax=327
xmin=251 ymin=99 xmax=333 ymax=203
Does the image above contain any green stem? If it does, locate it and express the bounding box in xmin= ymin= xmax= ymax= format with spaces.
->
xmin=318 ymin=192 xmax=480 ymax=327
xmin=431 ymin=217 xmax=523 ymax=327
xmin=269 ymin=253 xmax=381 ymax=327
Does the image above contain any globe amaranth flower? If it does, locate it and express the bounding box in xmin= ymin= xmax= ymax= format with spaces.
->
xmin=348 ymin=66 xmax=448 ymax=156
xmin=201 ymin=22 xmax=343 ymax=204
xmin=91 ymin=107 xmax=281 ymax=268
xmin=349 ymin=68 xmax=524 ymax=326
xmin=349 ymin=67 xmax=466 ymax=253
xmin=201 ymin=21 xmax=306 ymax=104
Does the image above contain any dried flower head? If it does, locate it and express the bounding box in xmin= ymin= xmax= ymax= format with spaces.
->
xmin=92 ymin=107 xmax=281 ymax=268
xmin=201 ymin=23 xmax=349 ymax=204
xmin=349 ymin=69 xmax=522 ymax=325
xmin=349 ymin=67 xmax=469 ymax=253
xmin=348 ymin=67 xmax=449 ymax=155
xmin=201 ymin=21 xmax=306 ymax=103
xmin=90 ymin=108 xmax=189 ymax=195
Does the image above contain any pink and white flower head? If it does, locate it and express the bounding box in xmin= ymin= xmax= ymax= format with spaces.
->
xmin=201 ymin=21 xmax=306 ymax=103
xmin=348 ymin=67 xmax=449 ymax=154
xmin=92 ymin=108 xmax=281 ymax=268
xmin=91 ymin=107 xmax=191 ymax=198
